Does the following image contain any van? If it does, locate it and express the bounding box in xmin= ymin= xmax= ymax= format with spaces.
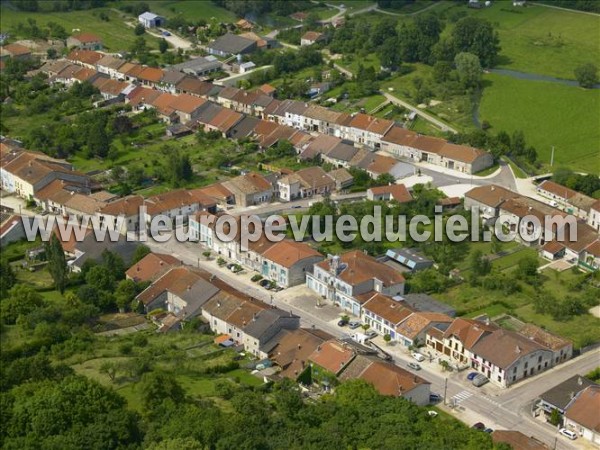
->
xmin=559 ymin=428 xmax=577 ymax=440
xmin=412 ymin=352 xmax=425 ymax=362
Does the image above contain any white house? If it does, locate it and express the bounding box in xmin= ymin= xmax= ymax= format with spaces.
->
xmin=138 ymin=12 xmax=166 ymax=28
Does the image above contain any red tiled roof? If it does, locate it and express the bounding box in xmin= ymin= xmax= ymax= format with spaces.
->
xmin=72 ymin=32 xmax=102 ymax=43
xmin=368 ymin=184 xmax=412 ymax=203
xmin=308 ymin=340 xmax=355 ymax=374
xmin=358 ymin=360 xmax=429 ymax=397
xmin=538 ymin=180 xmax=577 ymax=200
xmin=125 ymin=253 xmax=181 ymax=282
xmin=67 ymin=49 xmax=103 ymax=65
xmin=137 ymin=67 xmax=164 ymax=83
xmin=261 ymin=240 xmax=322 ymax=268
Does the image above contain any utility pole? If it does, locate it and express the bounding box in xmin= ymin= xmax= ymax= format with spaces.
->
xmin=443 ymin=378 xmax=448 ymax=405
xmin=550 ymin=146 xmax=555 ymax=167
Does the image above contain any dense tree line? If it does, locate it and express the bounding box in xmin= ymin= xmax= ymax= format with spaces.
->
xmin=12 ymin=0 xmax=107 ymax=12
xmin=552 ymin=168 xmax=600 ymax=198
xmin=212 ymin=0 xmax=314 ymax=17
xmin=533 ymin=0 xmax=600 ymax=12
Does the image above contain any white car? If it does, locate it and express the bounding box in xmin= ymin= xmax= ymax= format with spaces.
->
xmin=427 ymin=410 xmax=438 ymax=417
xmin=412 ymin=352 xmax=425 ymax=362
xmin=559 ymin=428 xmax=577 ymax=440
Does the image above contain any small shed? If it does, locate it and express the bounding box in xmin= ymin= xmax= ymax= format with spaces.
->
xmin=386 ymin=247 xmax=434 ymax=272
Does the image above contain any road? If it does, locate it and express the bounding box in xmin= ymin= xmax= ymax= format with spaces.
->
xmin=382 ymin=92 xmax=458 ymax=134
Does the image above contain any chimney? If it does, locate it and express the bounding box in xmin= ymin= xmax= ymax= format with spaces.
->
xmin=578 ymin=377 xmax=583 ymax=386
xmin=317 ymin=345 xmax=321 ymax=352
xmin=515 ymin=345 xmax=521 ymax=354
xmin=252 ymin=313 xmax=257 ymax=321
xmin=297 ymin=344 xmax=301 ymax=349
xmin=217 ymin=301 xmax=221 ymax=307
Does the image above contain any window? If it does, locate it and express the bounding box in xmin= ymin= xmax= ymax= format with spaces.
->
xmin=538 ymin=356 xmax=542 ymax=363
xmin=524 ymin=362 xmax=528 ymax=369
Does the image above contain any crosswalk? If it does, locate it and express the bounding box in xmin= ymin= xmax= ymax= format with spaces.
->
xmin=450 ymin=390 xmax=473 ymax=405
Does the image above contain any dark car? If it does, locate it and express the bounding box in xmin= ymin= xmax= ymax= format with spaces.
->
xmin=467 ymin=372 xmax=478 ymax=381
xmin=259 ymin=279 xmax=271 ymax=288
xmin=472 ymin=422 xmax=485 ymax=431
xmin=429 ymin=393 xmax=442 ymax=403
xmin=484 ymin=428 xmax=494 ymax=434
xmin=337 ymin=318 xmax=348 ymax=327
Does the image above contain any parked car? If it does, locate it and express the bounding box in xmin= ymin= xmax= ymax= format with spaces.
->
xmin=467 ymin=372 xmax=478 ymax=381
xmin=226 ymin=263 xmax=235 ymax=270
xmin=259 ymin=279 xmax=271 ymax=289
xmin=429 ymin=393 xmax=441 ymax=403
xmin=484 ymin=428 xmax=494 ymax=434
xmin=337 ymin=318 xmax=349 ymax=327
xmin=161 ymin=30 xmax=171 ymax=36
xmin=427 ymin=410 xmax=438 ymax=417
xmin=472 ymin=422 xmax=485 ymax=431
xmin=559 ymin=429 xmax=577 ymax=440
xmin=412 ymin=352 xmax=425 ymax=362
xmin=472 ymin=374 xmax=489 ymax=387
xmin=365 ymin=330 xmax=378 ymax=339
xmin=408 ymin=362 xmax=421 ymax=371
xmin=348 ymin=320 xmax=361 ymax=329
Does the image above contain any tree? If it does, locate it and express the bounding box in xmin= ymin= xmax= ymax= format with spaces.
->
xmin=0 ymin=259 xmax=16 ymax=298
xmin=45 ymin=234 xmax=68 ymax=293
xmin=115 ymin=279 xmax=137 ymax=312
xmin=383 ymin=333 xmax=392 ymax=344
xmin=101 ymin=249 xmax=125 ymax=281
xmin=549 ymin=408 xmax=561 ymax=426
xmin=159 ymin=38 xmax=169 ymax=54
xmin=574 ymin=63 xmax=598 ymax=88
xmin=134 ymin=23 xmax=146 ymax=35
xmin=139 ymin=371 xmax=186 ymax=412
xmin=86 ymin=117 xmax=109 ymax=158
xmin=132 ymin=245 xmax=151 ymax=264
xmin=85 ymin=265 xmax=115 ymax=292
xmin=1 ymin=284 xmax=44 ymax=324
xmin=454 ymin=52 xmax=482 ymax=89
xmin=451 ymin=16 xmax=500 ymax=67
xmin=470 ymin=249 xmax=491 ymax=278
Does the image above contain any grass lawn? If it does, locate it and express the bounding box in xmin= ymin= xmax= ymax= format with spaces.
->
xmin=473 ymin=162 xmax=500 ymax=176
xmin=0 ymin=7 xmax=159 ymax=51
xmin=480 ymin=73 xmax=600 ymax=173
xmin=408 ymin=116 xmax=447 ymax=137
xmin=150 ymin=1 xmax=237 ymax=22
xmin=440 ymin=2 xmax=600 ymax=79
xmin=327 ymin=1 xmax=375 ymax=11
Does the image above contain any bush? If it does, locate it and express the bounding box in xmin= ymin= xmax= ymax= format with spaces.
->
xmin=216 ymin=257 xmax=226 ymax=266
xmin=251 ymin=274 xmax=263 ymax=282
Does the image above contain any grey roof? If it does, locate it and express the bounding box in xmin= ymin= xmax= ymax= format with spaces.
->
xmin=178 ymin=279 xmax=220 ymax=317
xmin=243 ymin=308 xmax=299 ymax=340
xmin=160 ymin=70 xmax=187 ymax=85
xmin=72 ymin=233 xmax=139 ymax=268
xmin=139 ymin=11 xmax=162 ymax=20
xmin=208 ymin=33 xmax=256 ymax=55
xmin=386 ymin=247 xmax=434 ymax=268
xmin=228 ymin=116 xmax=260 ymax=139
xmin=253 ymin=94 xmax=274 ymax=108
xmin=540 ymin=375 xmax=598 ymax=411
xmin=327 ymin=142 xmax=358 ymax=162
xmin=97 ymin=55 xmax=126 ymax=70
xmin=400 ymin=293 xmax=456 ymax=317
xmin=195 ymin=102 xmax=223 ymax=124
xmin=171 ymin=57 xmax=223 ymax=75
xmin=286 ymin=100 xmax=310 ymax=116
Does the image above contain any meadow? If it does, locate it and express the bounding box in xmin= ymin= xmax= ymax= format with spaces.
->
xmin=0 ymin=7 xmax=159 ymax=51
xmin=479 ymin=73 xmax=600 ymax=173
xmin=440 ymin=1 xmax=600 ymax=79
xmin=149 ymin=0 xmax=237 ymax=23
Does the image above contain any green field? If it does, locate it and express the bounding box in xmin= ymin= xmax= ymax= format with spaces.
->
xmin=479 ymin=73 xmax=600 ymax=173
xmin=150 ymin=1 xmax=237 ymax=22
xmin=0 ymin=7 xmax=159 ymax=51
xmin=441 ymin=2 xmax=600 ymax=79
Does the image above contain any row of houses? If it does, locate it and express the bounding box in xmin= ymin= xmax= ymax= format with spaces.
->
xmin=126 ymin=251 xmax=431 ymax=404
xmin=465 ymin=184 xmax=600 ymax=270
xmin=425 ymin=317 xmax=573 ymax=388
xmin=537 ymin=179 xmax=600 ymax=230
xmin=50 ymin=50 xmax=493 ymax=175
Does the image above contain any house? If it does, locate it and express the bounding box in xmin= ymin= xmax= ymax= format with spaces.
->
xmin=268 ymin=328 xmax=333 ymax=379
xmin=175 ymin=76 xmax=220 ymax=98
xmin=437 ymin=142 xmax=493 ymax=174
xmin=563 ymin=385 xmax=600 ymax=444
xmin=518 ymin=323 xmax=573 ymax=365
xmin=300 ymin=31 xmax=324 ymax=46
xmin=63 ymin=193 xmax=107 ymax=222
xmin=203 ymin=107 xmax=244 ymax=137
xmin=96 ymin=55 xmax=126 ymax=78
xmin=125 ymin=252 xmax=181 ymax=283
xmin=395 ymin=312 xmax=453 ymax=347
xmin=367 ymin=184 xmax=412 ymax=203
xmin=537 ymin=180 xmax=596 ymax=220
xmin=137 ymin=67 xmax=164 ymax=87
xmin=328 ymin=168 xmax=354 ymax=191
xmin=346 ymin=114 xmax=394 ymax=149
xmin=67 ymin=33 xmax=102 ymax=50
xmin=0 ymin=43 xmax=32 ymax=60
xmin=583 ymin=240 xmax=600 ymax=270
xmin=95 ymin=78 xmax=130 ymax=101
xmin=143 ymin=188 xmax=217 ymax=224
xmin=538 ymin=375 xmax=598 ymax=415
xmin=385 ymin=247 xmax=434 ymax=272
xmin=207 ymin=33 xmax=257 ymax=57
xmin=137 ymin=267 xmax=220 ymax=327
xmin=33 ymin=179 xmax=91 ymax=214
xmin=258 ymin=84 xmax=276 ymax=97
xmin=239 ymin=32 xmax=278 ymax=50
xmin=277 ymin=167 xmax=336 ymax=201
xmin=0 ymin=214 xmax=28 ymax=247
xmin=243 ymin=308 xmax=301 ymax=358
xmin=222 ymin=172 xmax=274 ymax=207
xmin=437 ymin=196 xmax=461 ymax=211
xmin=1 ymin=151 xmax=88 ymax=200
xmin=464 ymin=184 xmax=520 ymax=224
xmin=139 ymin=11 xmax=166 ymax=28
xmin=307 ymin=251 xmax=406 ymax=316
xmin=157 ymin=70 xmax=187 ymax=93
xmin=361 ymin=292 xmax=415 ymax=340
xmin=67 ymin=49 xmax=103 ymax=68
xmin=588 ymin=199 xmax=600 ymax=231
xmin=339 ymin=355 xmax=431 ymax=405
xmin=308 ymin=339 xmax=355 ymax=377
xmin=232 ymin=61 xmax=256 ymax=74
xmin=97 ymin=195 xmax=144 ymax=234
xmin=69 ymin=232 xmax=140 ymax=272
xmin=260 ymin=240 xmax=324 ymax=288
xmin=491 ymin=431 xmax=549 ymax=450
xmin=170 ymin=56 xmax=223 ymax=77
